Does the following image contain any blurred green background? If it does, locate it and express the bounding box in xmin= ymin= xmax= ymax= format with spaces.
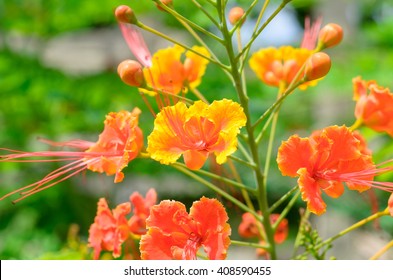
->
xmin=0 ymin=0 xmax=392 ymax=259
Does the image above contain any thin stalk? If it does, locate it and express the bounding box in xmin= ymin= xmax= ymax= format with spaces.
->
xmin=273 ymin=190 xmax=300 ymax=230
xmin=315 ymin=208 xmax=390 ymax=251
xmin=228 ymin=155 xmax=257 ymax=169
xmin=291 ymin=208 xmax=310 ymax=258
xmin=370 ymin=239 xmax=393 ymax=260
xmin=172 ymin=164 xmax=259 ymax=217
xmin=231 ymin=240 xmax=269 ymax=250
xmin=189 ymin=87 xmax=209 ymax=104
xmin=154 ymin=0 xmax=224 ymax=43
xmin=191 ymin=0 xmax=220 ymax=28
xmin=173 ymin=162 xmax=251 ymax=191
xmin=136 ymin=21 xmax=228 ymax=70
xmin=238 ymin=0 xmax=290 ymax=66
xmin=269 ymin=185 xmax=299 ymax=213
xmin=229 ymin=0 xmax=260 ymax=36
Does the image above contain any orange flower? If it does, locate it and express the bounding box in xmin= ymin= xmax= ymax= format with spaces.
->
xmin=276 ymin=125 xmax=393 ymax=215
xmin=249 ymin=46 xmax=317 ymax=90
xmin=88 ymin=198 xmax=131 ymax=260
xmin=353 ymin=76 xmax=393 ymax=137
xmin=143 ymin=45 xmax=210 ymax=95
xmin=139 ymin=197 xmax=231 ymax=260
xmin=88 ymin=188 xmax=157 ymax=259
xmin=128 ymin=188 xmax=157 ymax=235
xmin=238 ymin=212 xmax=288 ymax=243
xmin=0 ymin=109 xmax=143 ymax=202
xmin=147 ymin=99 xmax=246 ymax=170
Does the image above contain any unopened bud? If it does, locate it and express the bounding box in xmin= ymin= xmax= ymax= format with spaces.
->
xmin=229 ymin=7 xmax=245 ymax=26
xmin=115 ymin=5 xmax=137 ymax=24
xmin=304 ymin=52 xmax=331 ymax=81
xmin=155 ymin=0 xmax=174 ymax=11
xmin=317 ymin=23 xmax=343 ymax=50
xmin=117 ymin=60 xmax=145 ymax=87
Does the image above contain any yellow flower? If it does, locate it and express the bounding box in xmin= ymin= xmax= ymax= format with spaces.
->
xmin=146 ymin=99 xmax=246 ymax=170
xmin=143 ymin=45 xmax=210 ymax=95
xmin=249 ymin=46 xmax=318 ymax=90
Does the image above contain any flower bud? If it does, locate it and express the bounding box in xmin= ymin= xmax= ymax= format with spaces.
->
xmin=229 ymin=7 xmax=245 ymax=26
xmin=304 ymin=52 xmax=331 ymax=81
xmin=115 ymin=5 xmax=137 ymax=24
xmin=317 ymin=23 xmax=343 ymax=50
xmin=155 ymin=0 xmax=174 ymax=11
xmin=117 ymin=60 xmax=145 ymax=87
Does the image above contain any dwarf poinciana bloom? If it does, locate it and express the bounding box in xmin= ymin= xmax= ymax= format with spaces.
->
xmin=88 ymin=188 xmax=157 ymax=259
xmin=388 ymin=193 xmax=393 ymax=217
xmin=353 ymin=76 xmax=393 ymax=137
xmin=249 ymin=46 xmax=318 ymax=90
xmin=88 ymin=198 xmax=131 ymax=260
xmin=139 ymin=197 xmax=231 ymax=260
xmin=238 ymin=212 xmax=288 ymax=243
xmin=143 ymin=45 xmax=210 ymax=95
xmin=146 ymin=99 xmax=247 ymax=170
xmin=0 ymin=109 xmax=143 ymax=202
xmin=276 ymin=125 xmax=393 ymax=215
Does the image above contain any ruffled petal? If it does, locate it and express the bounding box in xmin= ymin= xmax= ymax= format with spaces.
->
xmin=277 ymin=135 xmax=314 ymax=177
xmin=184 ymin=46 xmax=210 ymax=89
xmin=298 ymin=168 xmax=326 ymax=215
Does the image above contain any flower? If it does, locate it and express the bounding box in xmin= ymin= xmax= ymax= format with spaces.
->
xmin=249 ymin=46 xmax=317 ymax=90
xmin=353 ymin=76 xmax=393 ymax=137
xmin=139 ymin=197 xmax=231 ymax=260
xmin=300 ymin=17 xmax=322 ymax=50
xmin=146 ymin=99 xmax=247 ymax=170
xmin=229 ymin=7 xmax=245 ymax=26
xmin=238 ymin=212 xmax=288 ymax=243
xmin=276 ymin=125 xmax=386 ymax=215
xmin=0 ymin=109 xmax=143 ymax=202
xmin=143 ymin=45 xmax=210 ymax=95
xmin=88 ymin=188 xmax=157 ymax=259
xmin=88 ymin=198 xmax=132 ymax=259
xmin=317 ymin=23 xmax=343 ymax=50
xmin=128 ymin=188 xmax=157 ymax=235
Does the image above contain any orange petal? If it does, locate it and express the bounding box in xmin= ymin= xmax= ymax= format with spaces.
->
xmin=388 ymin=193 xmax=393 ymax=217
xmin=183 ymin=149 xmax=209 ymax=170
xmin=277 ymin=135 xmax=313 ymax=177
xmin=184 ymin=46 xmax=210 ymax=89
xmin=298 ymin=168 xmax=326 ymax=215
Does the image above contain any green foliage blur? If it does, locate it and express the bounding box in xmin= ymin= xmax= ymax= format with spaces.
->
xmin=0 ymin=0 xmax=392 ymax=260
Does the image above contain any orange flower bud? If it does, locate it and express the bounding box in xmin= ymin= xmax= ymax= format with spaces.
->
xmin=229 ymin=7 xmax=245 ymax=26
xmin=317 ymin=23 xmax=343 ymax=49
xmin=115 ymin=5 xmax=137 ymax=24
xmin=117 ymin=60 xmax=145 ymax=87
xmin=304 ymin=52 xmax=331 ymax=81
xmin=155 ymin=0 xmax=174 ymax=11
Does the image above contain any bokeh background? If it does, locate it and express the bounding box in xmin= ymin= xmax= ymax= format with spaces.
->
xmin=0 ymin=0 xmax=392 ymax=259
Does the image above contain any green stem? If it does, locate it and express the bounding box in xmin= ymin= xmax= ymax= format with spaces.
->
xmin=273 ymin=190 xmax=300 ymax=230
xmin=269 ymin=185 xmax=299 ymax=213
xmin=136 ymin=21 xmax=228 ymax=70
xmin=292 ymin=208 xmax=310 ymax=258
xmin=191 ymin=0 xmax=220 ymax=28
xmin=228 ymin=155 xmax=257 ymax=169
xmin=231 ymin=240 xmax=269 ymax=250
xmin=218 ymin=2 xmax=277 ymax=259
xmin=154 ymin=0 xmax=223 ymax=43
xmin=172 ymin=164 xmax=258 ymax=216
xmin=316 ymin=208 xmax=390 ymax=251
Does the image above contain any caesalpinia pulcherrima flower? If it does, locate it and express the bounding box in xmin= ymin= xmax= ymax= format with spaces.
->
xmin=238 ymin=212 xmax=288 ymax=256
xmin=139 ymin=197 xmax=231 ymax=260
xmin=249 ymin=46 xmax=323 ymax=90
xmin=388 ymin=193 xmax=393 ymax=217
xmin=142 ymin=44 xmax=211 ymax=95
xmin=0 ymin=109 xmax=143 ymax=202
xmin=353 ymin=76 xmax=393 ymax=137
xmin=88 ymin=188 xmax=157 ymax=259
xmin=146 ymin=99 xmax=247 ymax=170
xmin=277 ymin=125 xmax=393 ymax=215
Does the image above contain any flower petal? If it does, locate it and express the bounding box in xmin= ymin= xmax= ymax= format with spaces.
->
xmin=298 ymin=168 xmax=326 ymax=215
xmin=277 ymin=135 xmax=314 ymax=177
xmin=184 ymin=46 xmax=210 ymax=89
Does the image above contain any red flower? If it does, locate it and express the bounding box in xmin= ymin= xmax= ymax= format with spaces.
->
xmin=88 ymin=198 xmax=131 ymax=260
xmin=139 ymin=197 xmax=231 ymax=260
xmin=353 ymin=76 xmax=393 ymax=136
xmin=276 ymin=125 xmax=388 ymax=215
xmin=128 ymin=188 xmax=157 ymax=235
xmin=388 ymin=193 xmax=393 ymax=217
xmin=0 ymin=109 xmax=143 ymax=202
